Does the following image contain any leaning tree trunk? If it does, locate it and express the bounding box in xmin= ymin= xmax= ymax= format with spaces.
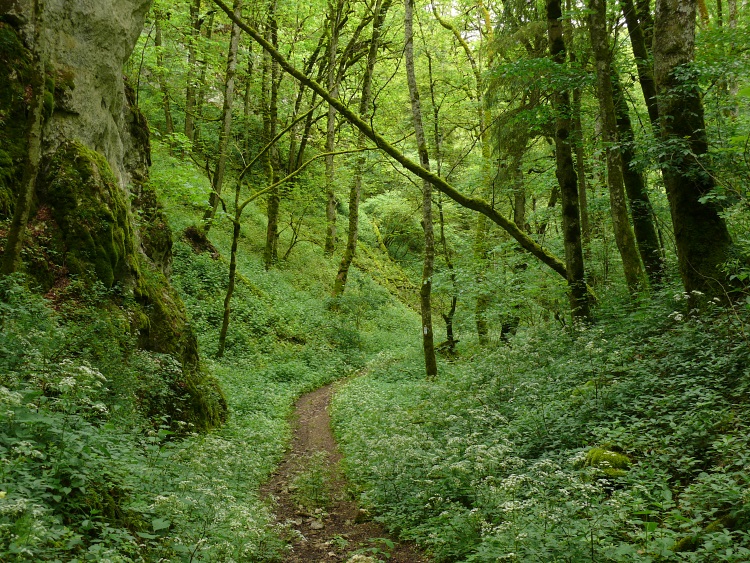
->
xmin=405 ymin=0 xmax=437 ymax=376
xmin=612 ymin=70 xmax=665 ymax=284
xmin=653 ymin=0 xmax=737 ymax=298
xmin=620 ymin=0 xmax=659 ymax=128
xmin=588 ymin=0 xmax=645 ymax=293
xmin=333 ymin=0 xmax=391 ymax=296
xmin=547 ymin=0 xmax=592 ymax=321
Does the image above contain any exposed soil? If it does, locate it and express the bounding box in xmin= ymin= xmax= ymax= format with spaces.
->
xmin=263 ymin=382 xmax=428 ymax=563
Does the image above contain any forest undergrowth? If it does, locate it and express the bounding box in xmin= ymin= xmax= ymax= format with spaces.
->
xmin=0 ymin=141 xmax=418 ymax=561
xmin=3 ymin=142 xmax=750 ymax=562
xmin=332 ymin=291 xmax=750 ymax=562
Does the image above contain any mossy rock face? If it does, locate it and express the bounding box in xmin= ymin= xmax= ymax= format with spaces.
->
xmin=134 ymin=255 xmax=226 ymax=431
xmin=35 ymin=141 xmax=226 ymax=431
xmin=0 ymin=21 xmax=33 ymax=216
xmin=40 ymin=140 xmax=138 ymax=288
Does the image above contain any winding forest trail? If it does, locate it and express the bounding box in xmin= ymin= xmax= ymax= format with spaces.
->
xmin=263 ymin=382 xmax=428 ymax=562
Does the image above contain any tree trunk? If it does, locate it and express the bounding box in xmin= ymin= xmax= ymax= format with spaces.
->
xmin=184 ymin=0 xmax=202 ymax=144
xmin=653 ymin=0 xmax=736 ymax=298
xmin=620 ymin=0 xmax=660 ymax=128
xmin=217 ymin=185 xmax=242 ymax=358
xmin=264 ymin=1 xmax=281 ymax=269
xmin=1 ymin=0 xmax=45 ymax=276
xmin=203 ymin=0 xmax=242 ymax=231
xmin=405 ymin=0 xmax=437 ymax=377
xmin=588 ymin=0 xmax=646 ymax=293
xmin=194 ymin=10 xmax=216 ymax=147
xmin=324 ymin=0 xmax=344 ymax=256
xmin=154 ymin=16 xmax=175 ymax=138
xmin=333 ymin=0 xmax=391 ymax=296
xmin=572 ymin=85 xmax=591 ymax=255
xmin=612 ymin=70 xmax=665 ymax=284
xmin=547 ymin=0 xmax=592 ymax=320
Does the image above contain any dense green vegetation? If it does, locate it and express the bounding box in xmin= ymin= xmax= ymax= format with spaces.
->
xmin=2 ymin=0 xmax=750 ymax=561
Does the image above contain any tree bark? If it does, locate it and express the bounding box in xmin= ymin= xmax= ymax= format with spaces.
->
xmin=547 ymin=0 xmax=592 ymax=320
xmin=263 ymin=1 xmax=281 ymax=269
xmin=405 ymin=0 xmax=437 ymax=377
xmin=1 ymin=0 xmax=45 ymax=276
xmin=653 ymin=0 xmax=736 ymax=297
xmin=588 ymin=0 xmax=646 ymax=293
xmin=612 ymin=70 xmax=665 ymax=284
xmin=572 ymin=85 xmax=591 ymax=255
xmin=333 ymin=0 xmax=391 ymax=296
xmin=184 ymin=0 xmax=202 ymax=144
xmin=154 ymin=16 xmax=175 ymax=138
xmin=203 ymin=0 xmax=242 ymax=231
xmin=620 ymin=0 xmax=660 ymax=128
xmin=324 ymin=0 xmax=344 ymax=256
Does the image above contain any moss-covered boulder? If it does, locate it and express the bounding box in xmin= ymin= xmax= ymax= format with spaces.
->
xmin=581 ymin=446 xmax=630 ymax=478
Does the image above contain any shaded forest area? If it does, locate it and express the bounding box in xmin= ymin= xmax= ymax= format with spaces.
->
xmin=1 ymin=0 xmax=750 ymax=561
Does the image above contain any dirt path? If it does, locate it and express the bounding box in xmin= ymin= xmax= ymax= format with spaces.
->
xmin=263 ymin=382 xmax=428 ymax=562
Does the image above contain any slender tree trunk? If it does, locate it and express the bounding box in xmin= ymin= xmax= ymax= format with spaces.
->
xmin=547 ymin=0 xmax=592 ymax=320
xmin=620 ymin=0 xmax=660 ymax=128
xmin=203 ymin=0 xmax=242 ymax=230
xmin=333 ymin=0 xmax=391 ymax=296
xmin=588 ymin=0 xmax=646 ymax=293
xmin=654 ymin=0 xmax=736 ymax=298
xmin=154 ymin=17 xmax=175 ymax=138
xmin=2 ymin=0 xmax=45 ymax=276
xmin=217 ymin=184 xmax=242 ymax=358
xmin=263 ymin=1 xmax=281 ymax=269
xmin=194 ymin=10 xmax=216 ymax=147
xmin=185 ymin=0 xmax=202 ymax=144
xmin=324 ymin=0 xmax=344 ymax=256
xmin=612 ymin=70 xmax=665 ymax=284
xmin=405 ymin=0 xmax=437 ymax=376
xmin=572 ymin=86 xmax=591 ymax=255
xmin=243 ymin=42 xmax=254 ymax=154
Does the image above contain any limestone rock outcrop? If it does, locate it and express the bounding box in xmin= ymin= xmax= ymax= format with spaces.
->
xmin=0 ymin=0 xmax=226 ymax=430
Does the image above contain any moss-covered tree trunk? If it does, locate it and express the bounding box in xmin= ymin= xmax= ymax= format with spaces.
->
xmin=547 ymin=0 xmax=592 ymax=321
xmin=588 ymin=0 xmax=646 ymax=293
xmin=620 ymin=0 xmax=659 ymax=128
xmin=612 ymin=70 xmax=665 ymax=285
xmin=263 ymin=2 xmax=281 ymax=269
xmin=324 ymin=0 xmax=343 ymax=257
xmin=654 ymin=0 xmax=737 ymax=297
xmin=184 ymin=0 xmax=202 ymax=145
xmin=1 ymin=0 xmax=45 ymax=276
xmin=405 ymin=0 xmax=437 ymax=377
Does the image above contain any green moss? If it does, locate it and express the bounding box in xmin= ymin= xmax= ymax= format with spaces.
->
xmin=583 ymin=447 xmax=630 ymax=478
xmin=134 ymin=254 xmax=227 ymax=431
xmin=41 ymin=141 xmax=137 ymax=288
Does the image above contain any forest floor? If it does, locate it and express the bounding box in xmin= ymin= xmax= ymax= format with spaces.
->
xmin=263 ymin=381 xmax=428 ymax=563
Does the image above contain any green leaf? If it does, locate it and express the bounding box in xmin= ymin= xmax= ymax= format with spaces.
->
xmin=152 ymin=518 xmax=171 ymax=531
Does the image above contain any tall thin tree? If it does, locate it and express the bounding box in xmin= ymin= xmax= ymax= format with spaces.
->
xmin=405 ymin=0 xmax=437 ymax=376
